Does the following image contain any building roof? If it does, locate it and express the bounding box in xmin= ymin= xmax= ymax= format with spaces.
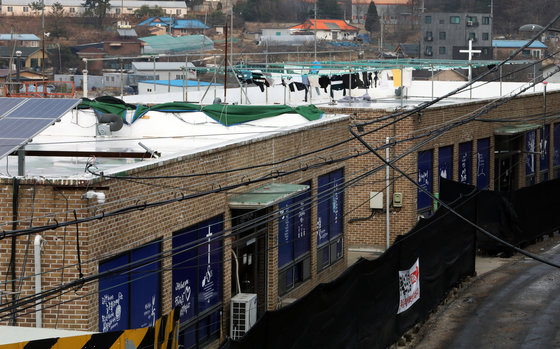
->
xmin=132 ymin=62 xmax=195 ymax=71
xmin=300 ymin=0 xmax=408 ymax=4
xmin=2 ymin=101 xmax=334 ymax=178
xmin=0 ymin=34 xmax=40 ymax=41
xmin=290 ymin=19 xmax=359 ymax=32
xmin=0 ymin=46 xmax=41 ymax=57
xmin=137 ymin=79 xmax=215 ymax=87
xmin=395 ymin=43 xmax=419 ymax=57
xmin=139 ymin=35 xmax=214 ymax=54
xmin=117 ymin=28 xmax=137 ymax=37
xmin=138 ymin=17 xmax=209 ymax=30
xmin=492 ymin=40 xmax=547 ymax=49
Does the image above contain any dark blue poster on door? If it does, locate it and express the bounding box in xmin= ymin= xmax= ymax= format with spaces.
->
xmin=173 ymin=226 xmax=198 ymax=323
xmin=278 ymin=198 xmax=294 ymax=268
xmin=458 ymin=142 xmax=472 ymax=184
xmin=99 ymin=254 xmax=129 ymax=332
xmin=438 ymin=146 xmax=453 ymax=189
xmin=476 ymin=138 xmax=490 ymax=189
xmin=526 ymin=130 xmax=537 ymax=175
xmin=317 ymin=174 xmax=330 ymax=246
xmin=554 ymin=123 xmax=560 ymax=170
xmin=130 ymin=242 xmax=160 ymax=329
xmin=294 ymin=188 xmax=311 ymax=259
xmin=331 ymin=169 xmax=344 ymax=238
xmin=198 ymin=216 xmax=223 ymax=314
xmin=417 ymin=150 xmax=433 ymax=210
xmin=540 ymin=125 xmax=550 ymax=175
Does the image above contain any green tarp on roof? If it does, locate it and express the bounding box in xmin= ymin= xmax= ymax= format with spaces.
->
xmin=78 ymin=98 xmax=324 ymax=126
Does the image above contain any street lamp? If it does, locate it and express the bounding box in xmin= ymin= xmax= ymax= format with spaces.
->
xmin=15 ymin=50 xmax=22 ymax=84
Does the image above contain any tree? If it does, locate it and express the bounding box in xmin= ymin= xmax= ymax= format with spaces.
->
xmin=49 ymin=2 xmax=67 ymax=38
xmin=364 ymin=2 xmax=380 ymax=35
xmin=184 ymin=0 xmax=204 ymax=10
xmin=29 ymin=1 xmax=45 ymax=15
xmin=82 ymin=0 xmax=111 ymax=28
xmin=317 ymin=0 xmax=342 ymax=19
xmin=134 ymin=5 xmax=165 ymax=18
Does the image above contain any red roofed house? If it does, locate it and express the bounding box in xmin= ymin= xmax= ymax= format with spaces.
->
xmin=290 ymin=19 xmax=359 ymax=41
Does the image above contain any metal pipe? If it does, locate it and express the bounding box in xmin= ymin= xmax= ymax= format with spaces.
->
xmin=386 ymin=137 xmax=390 ymax=249
xmin=34 ymin=234 xmax=43 ymax=328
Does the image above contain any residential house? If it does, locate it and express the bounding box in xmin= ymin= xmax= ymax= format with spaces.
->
xmin=419 ymin=12 xmax=493 ymax=60
xmin=351 ymin=0 xmax=410 ymax=24
xmin=290 ymin=19 xmax=360 ymax=41
xmin=0 ymin=0 xmax=187 ymax=17
xmin=138 ymin=17 xmax=210 ymax=36
xmin=492 ymin=40 xmax=547 ymax=61
xmin=130 ymin=61 xmax=197 ymax=88
xmin=0 ymin=46 xmax=47 ymax=72
xmin=394 ymin=43 xmax=420 ymax=58
xmin=0 ymin=34 xmax=41 ymax=47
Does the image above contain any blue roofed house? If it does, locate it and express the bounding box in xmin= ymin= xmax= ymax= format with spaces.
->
xmin=492 ymin=40 xmax=547 ymax=60
xmin=0 ymin=34 xmax=40 ymax=47
xmin=138 ymin=17 xmax=210 ymax=36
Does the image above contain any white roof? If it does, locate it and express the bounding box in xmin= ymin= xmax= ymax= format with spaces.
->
xmin=0 ymin=326 xmax=96 ymax=344
xmin=132 ymin=62 xmax=195 ymax=71
xmin=1 ymin=106 xmax=345 ymax=179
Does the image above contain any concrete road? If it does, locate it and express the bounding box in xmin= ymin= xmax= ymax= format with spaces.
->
xmin=413 ymin=238 xmax=560 ymax=349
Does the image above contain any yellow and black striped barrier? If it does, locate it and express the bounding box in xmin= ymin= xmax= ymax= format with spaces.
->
xmin=0 ymin=307 xmax=180 ymax=349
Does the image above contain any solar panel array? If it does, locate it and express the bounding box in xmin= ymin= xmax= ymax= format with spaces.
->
xmin=0 ymin=98 xmax=81 ymax=160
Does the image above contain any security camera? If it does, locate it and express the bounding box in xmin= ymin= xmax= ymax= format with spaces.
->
xmin=84 ymin=191 xmax=106 ymax=204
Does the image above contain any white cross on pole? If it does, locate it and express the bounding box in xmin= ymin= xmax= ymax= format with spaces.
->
xmin=459 ymin=39 xmax=481 ymax=82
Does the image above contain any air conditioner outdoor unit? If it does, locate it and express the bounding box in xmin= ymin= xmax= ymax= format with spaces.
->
xmin=230 ymin=293 xmax=257 ymax=340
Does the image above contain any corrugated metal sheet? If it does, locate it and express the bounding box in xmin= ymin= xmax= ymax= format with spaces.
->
xmin=117 ymin=28 xmax=137 ymax=37
xmin=492 ymin=40 xmax=547 ymax=48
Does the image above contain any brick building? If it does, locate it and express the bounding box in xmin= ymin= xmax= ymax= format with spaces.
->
xmin=0 ymin=105 xmax=350 ymax=347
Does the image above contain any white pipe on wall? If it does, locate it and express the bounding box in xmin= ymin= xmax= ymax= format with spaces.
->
xmin=34 ymin=234 xmax=43 ymax=328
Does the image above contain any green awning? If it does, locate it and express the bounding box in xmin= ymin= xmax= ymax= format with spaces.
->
xmin=494 ymin=124 xmax=541 ymax=136
xmin=229 ymin=183 xmax=309 ymax=209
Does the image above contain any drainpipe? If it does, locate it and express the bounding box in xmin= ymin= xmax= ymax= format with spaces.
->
xmin=34 ymin=234 xmax=43 ymax=328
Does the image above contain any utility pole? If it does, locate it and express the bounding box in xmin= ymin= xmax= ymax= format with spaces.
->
xmin=314 ymin=0 xmax=317 ymax=62
xmin=41 ymin=0 xmax=46 ymax=96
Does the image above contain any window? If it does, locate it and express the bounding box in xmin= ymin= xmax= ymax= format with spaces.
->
xmin=450 ymin=16 xmax=460 ymax=24
xmin=177 ymin=9 xmax=181 ymax=15
xmin=438 ymin=146 xmax=453 ymax=190
xmin=466 ymin=16 xmax=477 ymax=25
xmin=522 ymin=49 xmax=531 ymax=56
xmin=425 ymin=15 xmax=431 ymax=24
xmin=70 ymin=7 xmax=75 ymax=13
xmin=532 ymin=50 xmax=541 ymax=59
xmin=468 ymin=32 xmax=476 ymax=40
xmin=554 ymin=123 xmax=560 ymax=178
xmin=439 ymin=46 xmax=446 ymax=54
xmin=278 ymin=182 xmax=312 ymax=295
xmin=173 ymin=216 xmax=223 ymax=348
xmin=476 ymin=138 xmax=490 ymax=189
xmin=23 ymin=6 xmax=28 ymax=12
xmin=425 ymin=46 xmax=433 ymax=56
xmin=439 ymin=31 xmax=446 ymax=40
xmin=439 ymin=19 xmax=444 ymax=24
xmin=98 ymin=241 xmax=161 ymax=332
xmin=317 ymin=169 xmax=344 ymax=271
xmin=540 ymin=125 xmax=550 ymax=181
xmin=417 ymin=150 xmax=433 ymax=216
xmin=115 ymin=8 xmax=120 ymax=14
xmin=526 ymin=130 xmax=537 ymax=186
xmin=459 ymin=142 xmax=473 ymax=184
xmin=482 ymin=16 xmax=490 ymax=25
xmin=482 ymin=32 xmax=489 ymax=41
xmin=8 ymin=6 xmax=13 ymax=12
xmin=482 ymin=47 xmax=489 ymax=55
xmin=425 ymin=31 xmax=433 ymax=41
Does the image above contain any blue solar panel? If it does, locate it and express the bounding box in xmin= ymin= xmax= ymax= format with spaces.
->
xmin=0 ymin=98 xmax=81 ymax=160
xmin=0 ymin=98 xmax=26 ymax=118
xmin=4 ymin=98 xmax=80 ymax=119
